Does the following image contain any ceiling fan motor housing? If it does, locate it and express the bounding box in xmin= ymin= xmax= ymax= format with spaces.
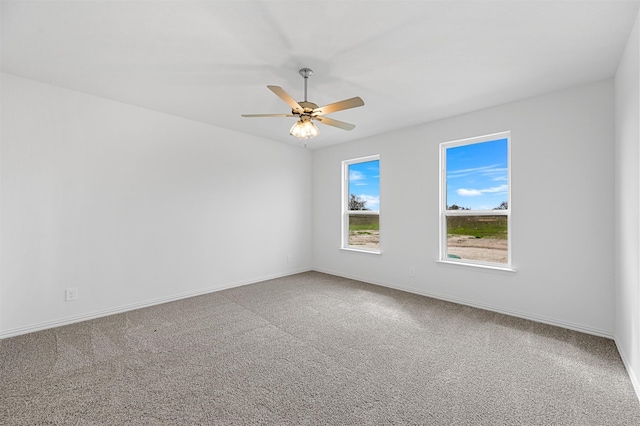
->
xmin=296 ymin=101 xmax=319 ymax=116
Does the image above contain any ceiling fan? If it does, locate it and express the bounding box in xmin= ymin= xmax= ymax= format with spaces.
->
xmin=242 ymin=68 xmax=364 ymax=141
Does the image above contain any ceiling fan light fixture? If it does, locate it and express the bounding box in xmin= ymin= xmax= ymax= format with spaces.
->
xmin=289 ymin=117 xmax=319 ymax=141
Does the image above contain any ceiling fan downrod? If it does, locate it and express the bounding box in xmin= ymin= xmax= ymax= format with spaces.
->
xmin=299 ymin=68 xmax=313 ymax=102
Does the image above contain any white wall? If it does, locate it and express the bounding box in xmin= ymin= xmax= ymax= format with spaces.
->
xmin=615 ymin=12 xmax=640 ymax=395
xmin=0 ymin=74 xmax=313 ymax=337
xmin=313 ymin=79 xmax=615 ymax=337
xmin=0 ymin=72 xmax=621 ymax=341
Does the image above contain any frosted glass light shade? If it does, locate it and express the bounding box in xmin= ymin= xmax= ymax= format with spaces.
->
xmin=290 ymin=119 xmax=319 ymax=140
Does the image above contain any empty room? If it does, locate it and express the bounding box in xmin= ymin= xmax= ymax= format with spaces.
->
xmin=2 ymin=0 xmax=640 ymax=424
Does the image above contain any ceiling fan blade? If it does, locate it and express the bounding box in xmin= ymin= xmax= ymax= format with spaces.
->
xmin=313 ymin=97 xmax=364 ymax=115
xmin=241 ymin=114 xmax=295 ymax=117
xmin=314 ymin=116 xmax=356 ymax=131
xmin=267 ymin=85 xmax=303 ymax=113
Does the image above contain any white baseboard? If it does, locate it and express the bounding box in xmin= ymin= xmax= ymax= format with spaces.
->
xmin=615 ymin=339 xmax=640 ymax=402
xmin=0 ymin=267 xmax=614 ymax=341
xmin=0 ymin=268 xmax=312 ymax=339
xmin=312 ymin=267 xmax=615 ymax=339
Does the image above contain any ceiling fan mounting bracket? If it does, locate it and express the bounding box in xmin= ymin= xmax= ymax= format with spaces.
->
xmin=299 ymin=68 xmax=313 ymax=79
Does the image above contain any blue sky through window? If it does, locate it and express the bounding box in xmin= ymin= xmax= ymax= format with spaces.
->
xmin=348 ymin=160 xmax=380 ymax=211
xmin=446 ymin=138 xmax=508 ymax=210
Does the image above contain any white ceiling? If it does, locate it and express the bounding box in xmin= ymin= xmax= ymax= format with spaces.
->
xmin=2 ymin=0 xmax=638 ymax=148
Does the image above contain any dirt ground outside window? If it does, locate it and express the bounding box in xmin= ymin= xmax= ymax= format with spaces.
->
xmin=447 ymin=235 xmax=508 ymax=263
xmin=348 ymin=232 xmax=507 ymax=263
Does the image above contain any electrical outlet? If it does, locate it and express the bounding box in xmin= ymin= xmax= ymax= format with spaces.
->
xmin=409 ymin=267 xmax=415 ymax=277
xmin=65 ymin=288 xmax=79 ymax=301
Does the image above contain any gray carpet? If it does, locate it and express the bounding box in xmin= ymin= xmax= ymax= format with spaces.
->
xmin=2 ymin=271 xmax=639 ymax=425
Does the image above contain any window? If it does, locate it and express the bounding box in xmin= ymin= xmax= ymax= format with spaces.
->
xmin=440 ymin=132 xmax=511 ymax=268
xmin=342 ymin=155 xmax=380 ymax=252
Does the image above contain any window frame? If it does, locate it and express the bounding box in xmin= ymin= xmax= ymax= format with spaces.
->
xmin=341 ymin=155 xmax=381 ymax=254
xmin=439 ymin=132 xmax=512 ymax=270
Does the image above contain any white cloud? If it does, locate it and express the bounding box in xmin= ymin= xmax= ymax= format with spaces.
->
xmin=447 ymin=164 xmax=499 ymax=179
xmin=457 ymin=188 xmax=482 ymax=196
xmin=481 ymin=184 xmax=509 ymax=193
xmin=357 ymin=194 xmax=380 ymax=210
xmin=457 ymin=184 xmax=508 ymax=197
xmin=481 ymin=167 xmax=507 ymax=176
xmin=349 ymin=170 xmax=366 ymax=181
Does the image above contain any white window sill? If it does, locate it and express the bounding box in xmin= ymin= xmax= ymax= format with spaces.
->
xmin=436 ymin=259 xmax=516 ymax=273
xmin=340 ymin=247 xmax=381 ymax=255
